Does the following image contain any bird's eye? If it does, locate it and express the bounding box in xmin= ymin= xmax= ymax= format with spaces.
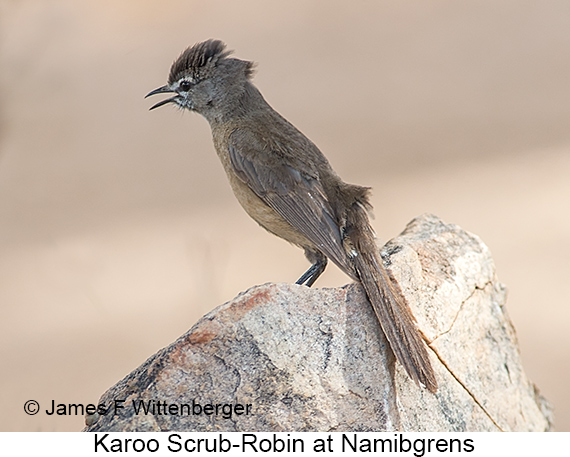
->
xmin=179 ymin=81 xmax=192 ymax=91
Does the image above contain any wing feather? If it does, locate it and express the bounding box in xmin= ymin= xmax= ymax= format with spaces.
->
xmin=228 ymin=134 xmax=352 ymax=273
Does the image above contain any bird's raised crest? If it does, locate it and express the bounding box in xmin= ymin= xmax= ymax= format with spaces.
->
xmin=168 ymin=39 xmax=254 ymax=84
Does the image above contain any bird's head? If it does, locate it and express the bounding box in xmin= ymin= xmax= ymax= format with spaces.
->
xmin=146 ymin=39 xmax=255 ymax=120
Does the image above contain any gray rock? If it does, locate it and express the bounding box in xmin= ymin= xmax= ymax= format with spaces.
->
xmin=84 ymin=214 xmax=552 ymax=432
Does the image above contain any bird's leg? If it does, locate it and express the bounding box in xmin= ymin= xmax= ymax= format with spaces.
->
xmin=296 ymin=250 xmax=328 ymax=287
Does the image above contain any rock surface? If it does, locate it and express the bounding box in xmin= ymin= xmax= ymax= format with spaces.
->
xmin=84 ymin=214 xmax=552 ymax=432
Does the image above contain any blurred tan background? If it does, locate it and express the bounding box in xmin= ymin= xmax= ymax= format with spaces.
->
xmin=1 ymin=0 xmax=569 ymax=431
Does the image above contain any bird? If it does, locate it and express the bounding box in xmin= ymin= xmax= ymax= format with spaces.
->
xmin=146 ymin=39 xmax=437 ymax=392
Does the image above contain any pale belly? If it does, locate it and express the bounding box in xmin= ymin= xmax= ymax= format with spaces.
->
xmin=227 ymin=171 xmax=312 ymax=249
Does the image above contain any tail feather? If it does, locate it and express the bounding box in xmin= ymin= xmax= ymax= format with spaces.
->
xmin=346 ymin=206 xmax=437 ymax=392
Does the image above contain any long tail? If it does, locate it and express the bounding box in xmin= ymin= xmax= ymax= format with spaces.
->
xmin=345 ymin=205 xmax=438 ymax=393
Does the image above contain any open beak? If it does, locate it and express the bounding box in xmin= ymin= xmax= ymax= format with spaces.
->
xmin=145 ymin=85 xmax=178 ymax=110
